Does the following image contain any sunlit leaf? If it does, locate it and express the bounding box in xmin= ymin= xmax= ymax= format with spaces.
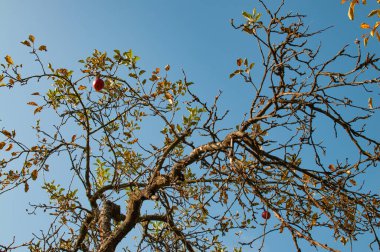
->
xmin=348 ymin=1 xmax=356 ymax=20
xmin=364 ymin=36 xmax=369 ymax=46
xmin=5 ymin=55 xmax=14 ymax=65
xmin=367 ymin=9 xmax=380 ymax=17
xmin=28 ymin=34 xmax=35 ymax=43
xmin=368 ymin=97 xmax=373 ymax=109
xmin=38 ymin=45 xmax=47 ymax=51
xmin=360 ymin=23 xmax=370 ymax=29
xmin=78 ymin=85 xmax=87 ymax=90
xmin=21 ymin=40 xmax=31 ymax=47
xmin=165 ymin=92 xmax=173 ymax=104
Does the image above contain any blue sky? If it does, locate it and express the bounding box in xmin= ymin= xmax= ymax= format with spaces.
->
xmin=1 ymin=0 xmax=379 ymax=251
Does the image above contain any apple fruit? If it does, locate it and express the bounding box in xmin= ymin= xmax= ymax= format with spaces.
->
xmin=262 ymin=210 xmax=271 ymax=220
xmin=93 ymin=77 xmax=104 ymax=92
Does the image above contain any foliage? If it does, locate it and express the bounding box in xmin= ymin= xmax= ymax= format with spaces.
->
xmin=341 ymin=0 xmax=380 ymax=45
xmin=1 ymin=1 xmax=380 ymax=251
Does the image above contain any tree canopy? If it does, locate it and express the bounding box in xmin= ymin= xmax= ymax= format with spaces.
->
xmin=0 ymin=1 xmax=379 ymax=251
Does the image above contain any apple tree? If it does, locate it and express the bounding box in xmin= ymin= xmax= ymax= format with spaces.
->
xmin=1 ymin=1 xmax=380 ymax=252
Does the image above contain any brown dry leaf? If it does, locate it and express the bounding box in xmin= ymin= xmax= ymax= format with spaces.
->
xmin=27 ymin=101 xmax=38 ymax=106
xmin=2 ymin=130 xmax=12 ymax=138
xmin=5 ymin=143 xmax=13 ymax=151
xmin=0 ymin=142 xmax=5 ymax=149
xmin=31 ymin=169 xmax=38 ymax=180
xmin=24 ymin=182 xmax=29 ymax=192
xmin=328 ymin=164 xmax=336 ymax=172
xmin=34 ymin=106 xmax=43 ymax=115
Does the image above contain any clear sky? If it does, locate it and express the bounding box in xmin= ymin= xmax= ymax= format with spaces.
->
xmin=0 ymin=0 xmax=379 ymax=251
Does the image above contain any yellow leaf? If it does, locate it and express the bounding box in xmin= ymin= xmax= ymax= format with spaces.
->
xmin=376 ymin=31 xmax=380 ymax=41
xmin=165 ymin=92 xmax=173 ymax=104
xmin=364 ymin=36 xmax=369 ymax=46
xmin=29 ymin=34 xmax=35 ymax=43
xmin=5 ymin=143 xmax=13 ymax=151
xmin=5 ymin=55 xmax=14 ymax=65
xmin=21 ymin=40 xmax=31 ymax=47
xmin=360 ymin=23 xmax=370 ymax=29
xmin=348 ymin=1 xmax=356 ymax=20
xmin=38 ymin=45 xmax=47 ymax=51
xmin=78 ymin=85 xmax=87 ymax=90
xmin=31 ymin=169 xmax=38 ymax=180
xmin=341 ymin=0 xmax=348 ymax=3
xmin=0 ymin=142 xmax=5 ymax=149
xmin=368 ymin=97 xmax=373 ymax=109
xmin=27 ymin=101 xmax=38 ymax=106
xmin=367 ymin=9 xmax=380 ymax=17
xmin=34 ymin=106 xmax=43 ymax=115
xmin=362 ymin=0 xmax=366 ymax=4
xmin=2 ymin=130 xmax=12 ymax=138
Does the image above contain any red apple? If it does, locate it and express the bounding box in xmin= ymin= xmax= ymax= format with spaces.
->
xmin=93 ymin=77 xmax=104 ymax=92
xmin=262 ymin=210 xmax=271 ymax=220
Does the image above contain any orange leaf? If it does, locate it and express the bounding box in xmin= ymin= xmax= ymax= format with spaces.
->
xmin=328 ymin=164 xmax=336 ymax=172
xmin=34 ymin=106 xmax=43 ymax=115
xmin=360 ymin=23 xmax=370 ymax=29
xmin=5 ymin=143 xmax=13 ymax=151
xmin=27 ymin=101 xmax=38 ymax=106
xmin=348 ymin=1 xmax=356 ymax=20
xmin=0 ymin=142 xmax=5 ymax=149
xmin=364 ymin=36 xmax=369 ymax=46
xmin=78 ymin=85 xmax=87 ymax=90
